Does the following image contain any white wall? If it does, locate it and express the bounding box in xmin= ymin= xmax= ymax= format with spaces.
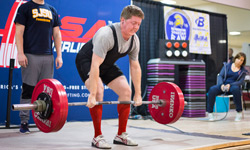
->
xmin=185 ymin=3 xmax=250 ymax=32
xmin=242 ymin=43 xmax=250 ymax=66
xmin=228 ymin=46 xmax=241 ymax=57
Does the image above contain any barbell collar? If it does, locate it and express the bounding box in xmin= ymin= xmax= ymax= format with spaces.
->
xmin=33 ymin=100 xmax=46 ymax=112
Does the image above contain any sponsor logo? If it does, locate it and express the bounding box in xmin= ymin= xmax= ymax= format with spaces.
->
xmin=151 ymin=95 xmax=159 ymax=109
xmin=43 ymin=84 xmax=53 ymax=97
xmin=195 ymin=17 xmax=205 ymax=27
xmin=60 ymin=16 xmax=106 ymax=43
xmin=34 ymin=112 xmax=51 ymax=127
xmin=169 ymin=92 xmax=175 ymax=118
xmin=165 ymin=9 xmax=191 ymax=40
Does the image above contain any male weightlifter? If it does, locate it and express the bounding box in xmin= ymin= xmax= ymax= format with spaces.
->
xmin=15 ymin=0 xmax=63 ymax=133
xmin=75 ymin=5 xmax=144 ymax=149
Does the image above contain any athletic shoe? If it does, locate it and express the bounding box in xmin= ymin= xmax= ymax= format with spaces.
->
xmin=113 ymin=132 xmax=138 ymax=146
xmin=235 ymin=112 xmax=242 ymax=122
xmin=20 ymin=123 xmax=30 ymax=134
xmin=208 ymin=113 xmax=214 ymax=121
xmin=92 ymin=135 xmax=111 ymax=149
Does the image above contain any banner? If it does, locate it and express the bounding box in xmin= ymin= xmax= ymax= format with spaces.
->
xmin=164 ymin=7 xmax=211 ymax=55
xmin=0 ymin=0 xmax=130 ymax=125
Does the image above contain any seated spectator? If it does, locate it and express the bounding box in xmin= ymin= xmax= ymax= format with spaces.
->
xmin=207 ymin=52 xmax=247 ymax=121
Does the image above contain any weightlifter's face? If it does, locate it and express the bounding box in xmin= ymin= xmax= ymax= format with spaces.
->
xmin=121 ymin=16 xmax=142 ymax=38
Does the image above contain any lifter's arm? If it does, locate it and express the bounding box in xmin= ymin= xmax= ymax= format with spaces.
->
xmin=87 ymin=53 xmax=104 ymax=108
xmin=129 ymin=59 xmax=142 ymax=106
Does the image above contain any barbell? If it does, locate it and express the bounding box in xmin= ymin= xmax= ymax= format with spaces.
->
xmin=12 ymin=79 xmax=185 ymax=133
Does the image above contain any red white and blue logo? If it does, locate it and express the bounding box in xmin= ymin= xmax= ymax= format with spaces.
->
xmin=165 ymin=11 xmax=191 ymax=41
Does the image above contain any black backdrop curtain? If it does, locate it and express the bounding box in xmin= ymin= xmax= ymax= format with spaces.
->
xmin=132 ymin=0 xmax=227 ymax=116
xmin=205 ymin=14 xmax=228 ymax=89
xmin=131 ymin=1 xmax=165 ymax=115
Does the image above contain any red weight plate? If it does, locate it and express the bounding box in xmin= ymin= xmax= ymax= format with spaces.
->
xmin=50 ymin=79 xmax=68 ymax=132
xmin=148 ymin=82 xmax=184 ymax=124
xmin=44 ymin=79 xmax=67 ymax=132
xmin=31 ymin=79 xmax=68 ymax=133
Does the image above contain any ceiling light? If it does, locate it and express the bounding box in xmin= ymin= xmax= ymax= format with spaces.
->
xmin=229 ymin=31 xmax=241 ymax=35
xmin=160 ymin=0 xmax=176 ymax=5
xmin=219 ymin=40 xmax=226 ymax=43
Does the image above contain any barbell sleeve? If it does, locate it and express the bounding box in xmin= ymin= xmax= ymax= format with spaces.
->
xmin=12 ymin=103 xmax=37 ymax=111
xmin=12 ymin=100 xmax=46 ymax=111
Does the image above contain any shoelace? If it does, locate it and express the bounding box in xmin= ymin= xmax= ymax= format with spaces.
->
xmin=95 ymin=136 xmax=106 ymax=144
xmin=121 ymin=133 xmax=129 ymax=138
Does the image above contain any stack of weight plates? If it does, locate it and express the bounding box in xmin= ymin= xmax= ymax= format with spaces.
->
xmin=179 ymin=65 xmax=206 ymax=117
xmin=146 ymin=59 xmax=175 ymax=99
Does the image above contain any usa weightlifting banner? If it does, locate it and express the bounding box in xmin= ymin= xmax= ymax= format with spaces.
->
xmin=0 ymin=0 xmax=130 ymax=125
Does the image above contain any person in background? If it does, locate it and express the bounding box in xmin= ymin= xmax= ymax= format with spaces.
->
xmin=76 ymin=5 xmax=144 ymax=149
xmin=228 ymin=48 xmax=234 ymax=63
xmin=15 ymin=0 xmax=63 ymax=133
xmin=207 ymin=52 xmax=247 ymax=121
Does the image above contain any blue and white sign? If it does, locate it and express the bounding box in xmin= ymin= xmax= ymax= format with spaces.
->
xmin=0 ymin=0 xmax=130 ymax=125
xmin=165 ymin=10 xmax=191 ymax=41
xmin=164 ymin=7 xmax=211 ymax=55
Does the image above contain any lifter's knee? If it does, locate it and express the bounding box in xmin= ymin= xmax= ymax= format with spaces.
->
xmin=22 ymin=83 xmax=35 ymax=99
xmin=96 ymin=84 xmax=104 ymax=101
xmin=119 ymin=87 xmax=132 ymax=101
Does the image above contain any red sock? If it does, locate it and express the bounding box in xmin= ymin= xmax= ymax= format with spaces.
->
xmin=117 ymin=104 xmax=130 ymax=135
xmin=89 ymin=105 xmax=103 ymax=138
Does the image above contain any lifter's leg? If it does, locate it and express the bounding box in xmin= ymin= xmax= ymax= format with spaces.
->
xmin=85 ymin=78 xmax=104 ymax=138
xmin=108 ymin=76 xmax=138 ymax=146
xmin=108 ymin=76 xmax=131 ymax=135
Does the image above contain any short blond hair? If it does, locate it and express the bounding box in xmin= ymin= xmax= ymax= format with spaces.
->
xmin=120 ymin=5 xmax=144 ymax=20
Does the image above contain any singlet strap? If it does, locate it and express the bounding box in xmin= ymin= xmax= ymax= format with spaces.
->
xmin=109 ymin=25 xmax=134 ymax=54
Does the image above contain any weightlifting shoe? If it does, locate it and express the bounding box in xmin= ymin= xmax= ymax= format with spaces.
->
xmin=113 ymin=132 xmax=138 ymax=146
xmin=208 ymin=113 xmax=214 ymax=121
xmin=92 ymin=135 xmax=111 ymax=149
xmin=20 ymin=123 xmax=30 ymax=134
xmin=235 ymin=112 xmax=242 ymax=122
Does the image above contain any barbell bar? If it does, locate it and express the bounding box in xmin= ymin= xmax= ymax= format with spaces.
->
xmin=12 ymin=79 xmax=185 ymax=133
xmin=12 ymin=100 xmax=165 ymax=111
